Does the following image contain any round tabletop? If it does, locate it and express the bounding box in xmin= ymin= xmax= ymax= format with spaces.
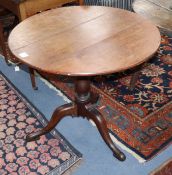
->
xmin=8 ymin=6 xmax=161 ymax=76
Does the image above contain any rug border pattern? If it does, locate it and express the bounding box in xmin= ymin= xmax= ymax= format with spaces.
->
xmin=40 ymin=71 xmax=172 ymax=161
xmin=0 ymin=71 xmax=82 ymax=175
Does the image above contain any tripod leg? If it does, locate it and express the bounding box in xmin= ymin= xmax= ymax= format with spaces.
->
xmin=26 ymin=103 xmax=77 ymax=142
xmin=86 ymin=107 xmax=126 ymax=161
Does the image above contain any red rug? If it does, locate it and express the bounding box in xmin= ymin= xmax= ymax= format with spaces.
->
xmin=41 ymin=35 xmax=172 ymax=160
xmin=0 ymin=71 xmax=82 ymax=174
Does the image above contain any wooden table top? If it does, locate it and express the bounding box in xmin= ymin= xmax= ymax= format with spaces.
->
xmin=133 ymin=0 xmax=172 ymax=34
xmin=8 ymin=6 xmax=161 ymax=76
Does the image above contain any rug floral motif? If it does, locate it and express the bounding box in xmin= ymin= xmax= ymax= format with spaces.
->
xmin=0 ymin=72 xmax=82 ymax=174
xmin=41 ymin=35 xmax=172 ymax=160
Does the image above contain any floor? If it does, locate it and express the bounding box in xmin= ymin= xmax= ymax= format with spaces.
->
xmin=0 ymin=57 xmax=172 ymax=175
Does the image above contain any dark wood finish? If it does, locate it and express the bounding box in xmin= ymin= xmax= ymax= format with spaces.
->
xmin=26 ymin=103 xmax=77 ymax=141
xmin=9 ymin=6 xmax=161 ymax=76
xmin=0 ymin=0 xmax=81 ymax=89
xmin=0 ymin=22 xmax=10 ymax=65
xmin=28 ymin=67 xmax=38 ymax=90
xmin=0 ymin=2 xmax=37 ymax=88
xmin=0 ymin=6 xmax=11 ymax=16
xmin=133 ymin=0 xmax=172 ymax=35
xmin=129 ymin=71 xmax=140 ymax=91
xmin=0 ymin=17 xmax=37 ymax=89
xmin=0 ymin=1 xmax=19 ymax=18
xmin=27 ymin=79 xmax=126 ymax=161
xmin=9 ymin=6 xmax=161 ymax=161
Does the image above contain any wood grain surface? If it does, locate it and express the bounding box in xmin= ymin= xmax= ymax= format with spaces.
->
xmin=8 ymin=6 xmax=161 ymax=76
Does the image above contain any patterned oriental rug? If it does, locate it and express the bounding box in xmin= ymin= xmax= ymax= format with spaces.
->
xmin=41 ymin=35 xmax=172 ymax=161
xmin=0 ymin=72 xmax=82 ymax=174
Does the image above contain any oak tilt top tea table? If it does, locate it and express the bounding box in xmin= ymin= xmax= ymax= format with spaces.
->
xmin=8 ymin=6 xmax=161 ymax=161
